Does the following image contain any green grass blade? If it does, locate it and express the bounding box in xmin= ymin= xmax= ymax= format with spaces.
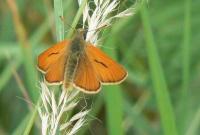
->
xmin=185 ymin=107 xmax=200 ymax=135
xmin=179 ymin=0 xmax=191 ymax=133
xmin=104 ymin=86 xmax=124 ymax=135
xmin=66 ymin=0 xmax=88 ymax=38
xmin=140 ymin=5 xmax=178 ymax=135
xmin=54 ymin=0 xmax=65 ymax=41
xmin=103 ymin=37 xmax=124 ymax=135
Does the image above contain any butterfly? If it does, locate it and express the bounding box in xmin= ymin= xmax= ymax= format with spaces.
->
xmin=37 ymin=29 xmax=128 ymax=94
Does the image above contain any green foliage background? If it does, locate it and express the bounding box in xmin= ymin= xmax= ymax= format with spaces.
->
xmin=0 ymin=0 xmax=200 ymax=135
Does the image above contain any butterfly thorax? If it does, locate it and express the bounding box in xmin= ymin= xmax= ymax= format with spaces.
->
xmin=64 ymin=31 xmax=86 ymax=89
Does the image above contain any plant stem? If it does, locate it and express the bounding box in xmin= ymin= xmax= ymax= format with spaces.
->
xmin=180 ymin=0 xmax=191 ymax=133
xmin=54 ymin=0 xmax=65 ymax=41
xmin=140 ymin=5 xmax=178 ymax=135
xmin=66 ymin=0 xmax=88 ymax=38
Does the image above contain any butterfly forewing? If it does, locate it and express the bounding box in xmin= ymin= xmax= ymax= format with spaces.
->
xmin=86 ymin=44 xmax=127 ymax=84
xmin=44 ymin=54 xmax=65 ymax=84
xmin=73 ymin=53 xmax=101 ymax=93
xmin=38 ymin=40 xmax=70 ymax=72
xmin=38 ymin=40 xmax=70 ymax=84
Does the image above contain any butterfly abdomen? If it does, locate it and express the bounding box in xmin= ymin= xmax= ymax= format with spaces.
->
xmin=64 ymin=55 xmax=79 ymax=88
xmin=63 ymin=34 xmax=85 ymax=89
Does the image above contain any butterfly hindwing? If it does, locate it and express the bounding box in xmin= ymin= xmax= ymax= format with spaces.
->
xmin=73 ymin=53 xmax=101 ymax=93
xmin=86 ymin=44 xmax=127 ymax=84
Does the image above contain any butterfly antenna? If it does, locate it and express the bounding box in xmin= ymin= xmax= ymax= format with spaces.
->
xmin=87 ymin=24 xmax=109 ymax=33
xmin=59 ymin=16 xmax=77 ymax=32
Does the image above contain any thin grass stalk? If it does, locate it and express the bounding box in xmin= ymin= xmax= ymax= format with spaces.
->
xmin=104 ymin=86 xmax=124 ymax=135
xmin=179 ymin=0 xmax=191 ymax=133
xmin=66 ymin=0 xmax=88 ymax=38
xmin=140 ymin=5 xmax=178 ymax=135
xmin=54 ymin=0 xmax=65 ymax=41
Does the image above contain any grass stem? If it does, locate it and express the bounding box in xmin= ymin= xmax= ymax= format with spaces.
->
xmin=54 ymin=0 xmax=65 ymax=41
xmin=179 ymin=0 xmax=191 ymax=133
xmin=140 ymin=5 xmax=178 ymax=135
xmin=66 ymin=0 xmax=88 ymax=38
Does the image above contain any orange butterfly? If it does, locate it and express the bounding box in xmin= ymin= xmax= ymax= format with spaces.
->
xmin=37 ymin=29 xmax=128 ymax=94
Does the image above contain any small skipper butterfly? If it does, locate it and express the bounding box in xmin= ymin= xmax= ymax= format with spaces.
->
xmin=37 ymin=29 xmax=127 ymax=94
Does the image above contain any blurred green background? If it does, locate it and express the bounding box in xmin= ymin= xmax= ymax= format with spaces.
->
xmin=0 ymin=0 xmax=200 ymax=135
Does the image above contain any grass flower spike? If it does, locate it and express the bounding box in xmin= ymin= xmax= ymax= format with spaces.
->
xmin=78 ymin=0 xmax=134 ymax=45
xmin=38 ymin=83 xmax=89 ymax=135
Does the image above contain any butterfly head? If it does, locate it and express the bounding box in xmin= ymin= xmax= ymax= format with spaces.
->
xmin=76 ymin=28 xmax=87 ymax=40
xmin=70 ymin=29 xmax=87 ymax=56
